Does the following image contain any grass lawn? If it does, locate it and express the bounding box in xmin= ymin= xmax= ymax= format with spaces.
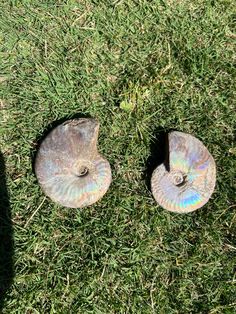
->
xmin=0 ymin=0 xmax=236 ymax=313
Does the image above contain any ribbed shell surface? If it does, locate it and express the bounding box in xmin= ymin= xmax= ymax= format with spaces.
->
xmin=35 ymin=119 xmax=112 ymax=208
xmin=151 ymin=131 xmax=216 ymax=213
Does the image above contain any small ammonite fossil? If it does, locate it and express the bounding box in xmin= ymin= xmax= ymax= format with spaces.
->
xmin=151 ymin=131 xmax=216 ymax=213
xmin=35 ymin=118 xmax=112 ymax=208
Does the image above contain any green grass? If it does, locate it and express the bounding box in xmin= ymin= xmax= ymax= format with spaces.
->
xmin=0 ymin=0 xmax=236 ymax=313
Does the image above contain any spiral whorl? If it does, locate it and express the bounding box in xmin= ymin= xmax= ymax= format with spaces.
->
xmin=151 ymin=131 xmax=216 ymax=213
xmin=35 ymin=119 xmax=112 ymax=208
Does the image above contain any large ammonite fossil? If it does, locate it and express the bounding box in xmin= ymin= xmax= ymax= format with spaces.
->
xmin=35 ymin=118 xmax=112 ymax=208
xmin=151 ymin=131 xmax=216 ymax=213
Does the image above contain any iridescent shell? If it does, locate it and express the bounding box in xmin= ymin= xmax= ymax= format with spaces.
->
xmin=151 ymin=131 xmax=216 ymax=213
xmin=35 ymin=119 xmax=112 ymax=208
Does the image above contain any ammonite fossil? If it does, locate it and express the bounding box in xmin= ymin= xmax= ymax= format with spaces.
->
xmin=35 ymin=118 xmax=112 ymax=208
xmin=151 ymin=131 xmax=216 ymax=213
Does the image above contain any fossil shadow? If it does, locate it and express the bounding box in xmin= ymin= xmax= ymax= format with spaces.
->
xmin=0 ymin=151 xmax=14 ymax=310
xmin=144 ymin=129 xmax=172 ymax=191
xmin=31 ymin=113 xmax=92 ymax=175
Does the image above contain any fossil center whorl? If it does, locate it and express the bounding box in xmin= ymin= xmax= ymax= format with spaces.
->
xmin=35 ymin=118 xmax=112 ymax=208
xmin=73 ymin=159 xmax=95 ymax=178
xmin=170 ymin=171 xmax=186 ymax=186
xmin=76 ymin=165 xmax=89 ymax=177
